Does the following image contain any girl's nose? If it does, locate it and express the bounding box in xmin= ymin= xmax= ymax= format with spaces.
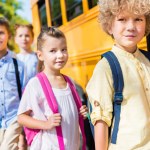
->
xmin=21 ymin=35 xmax=26 ymax=40
xmin=57 ymin=51 xmax=63 ymax=58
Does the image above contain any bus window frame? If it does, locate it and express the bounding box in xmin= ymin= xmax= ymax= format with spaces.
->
xmin=46 ymin=0 xmax=90 ymax=26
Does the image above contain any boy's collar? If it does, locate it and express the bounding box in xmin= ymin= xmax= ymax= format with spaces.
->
xmin=112 ymin=45 xmax=139 ymax=58
xmin=0 ymin=49 xmax=12 ymax=61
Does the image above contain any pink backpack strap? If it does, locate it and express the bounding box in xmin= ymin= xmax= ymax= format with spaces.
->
xmin=37 ymin=72 xmax=65 ymax=150
xmin=63 ymin=75 xmax=86 ymax=150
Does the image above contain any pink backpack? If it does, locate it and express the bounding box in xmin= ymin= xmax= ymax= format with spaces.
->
xmin=24 ymin=72 xmax=86 ymax=150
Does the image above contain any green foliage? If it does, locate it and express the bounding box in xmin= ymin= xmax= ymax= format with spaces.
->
xmin=0 ymin=0 xmax=29 ymax=52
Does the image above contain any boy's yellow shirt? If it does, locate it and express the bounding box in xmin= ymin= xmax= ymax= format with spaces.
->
xmin=86 ymin=45 xmax=150 ymax=149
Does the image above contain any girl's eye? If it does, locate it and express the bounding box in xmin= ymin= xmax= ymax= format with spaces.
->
xmin=25 ymin=35 xmax=30 ymax=37
xmin=62 ymin=49 xmax=67 ymax=52
xmin=50 ymin=50 xmax=55 ymax=53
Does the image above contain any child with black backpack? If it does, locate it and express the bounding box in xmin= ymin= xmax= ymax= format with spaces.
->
xmin=0 ymin=17 xmax=26 ymax=150
xmin=86 ymin=0 xmax=150 ymax=149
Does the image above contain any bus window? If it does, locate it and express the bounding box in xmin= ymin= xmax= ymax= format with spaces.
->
xmin=88 ymin=0 xmax=97 ymax=9
xmin=38 ymin=0 xmax=47 ymax=26
xmin=66 ymin=0 xmax=83 ymax=21
xmin=50 ymin=0 xmax=62 ymax=27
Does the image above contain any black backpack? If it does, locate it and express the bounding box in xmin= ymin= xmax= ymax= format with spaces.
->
xmin=13 ymin=58 xmax=22 ymax=99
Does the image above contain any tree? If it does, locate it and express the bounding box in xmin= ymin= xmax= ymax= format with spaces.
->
xmin=0 ymin=0 xmax=29 ymax=52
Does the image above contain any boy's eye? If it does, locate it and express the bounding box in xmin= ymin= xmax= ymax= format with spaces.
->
xmin=117 ymin=18 xmax=125 ymax=21
xmin=135 ymin=18 xmax=143 ymax=21
xmin=0 ymin=31 xmax=4 ymax=35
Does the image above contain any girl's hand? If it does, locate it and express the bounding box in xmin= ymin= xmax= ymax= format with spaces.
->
xmin=80 ymin=105 xmax=88 ymax=119
xmin=18 ymin=112 xmax=62 ymax=130
xmin=46 ymin=113 xmax=62 ymax=130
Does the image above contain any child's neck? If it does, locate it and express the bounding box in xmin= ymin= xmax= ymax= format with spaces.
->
xmin=115 ymin=44 xmax=137 ymax=54
xmin=43 ymin=69 xmax=67 ymax=89
xmin=0 ymin=49 xmax=8 ymax=59
xmin=43 ymin=69 xmax=61 ymax=78
xmin=19 ymin=47 xmax=32 ymax=54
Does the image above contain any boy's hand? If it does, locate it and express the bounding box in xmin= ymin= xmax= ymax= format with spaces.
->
xmin=79 ymin=105 xmax=88 ymax=119
xmin=46 ymin=113 xmax=62 ymax=130
xmin=18 ymin=134 xmax=27 ymax=150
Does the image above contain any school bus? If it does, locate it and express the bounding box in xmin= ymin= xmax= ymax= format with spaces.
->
xmin=30 ymin=0 xmax=150 ymax=90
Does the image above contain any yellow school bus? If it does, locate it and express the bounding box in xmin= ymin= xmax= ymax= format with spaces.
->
xmin=30 ymin=0 xmax=149 ymax=90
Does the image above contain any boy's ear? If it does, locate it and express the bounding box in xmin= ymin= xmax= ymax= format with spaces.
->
xmin=37 ymin=50 xmax=44 ymax=61
xmin=8 ymin=33 xmax=11 ymax=40
xmin=107 ymin=26 xmax=113 ymax=35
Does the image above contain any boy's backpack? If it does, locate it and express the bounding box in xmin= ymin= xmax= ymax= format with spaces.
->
xmin=89 ymin=49 xmax=150 ymax=144
xmin=13 ymin=58 xmax=22 ymax=99
xmin=24 ymin=72 xmax=86 ymax=150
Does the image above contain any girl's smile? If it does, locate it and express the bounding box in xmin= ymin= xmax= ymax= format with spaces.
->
xmin=37 ymin=36 xmax=68 ymax=73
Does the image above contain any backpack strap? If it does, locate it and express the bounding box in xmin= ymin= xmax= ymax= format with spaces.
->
xmin=12 ymin=58 xmax=22 ymax=99
xmin=37 ymin=72 xmax=65 ymax=150
xmin=87 ymin=101 xmax=94 ymax=138
xmin=140 ymin=49 xmax=150 ymax=60
xmin=63 ymin=75 xmax=86 ymax=150
xmin=102 ymin=51 xmax=124 ymax=144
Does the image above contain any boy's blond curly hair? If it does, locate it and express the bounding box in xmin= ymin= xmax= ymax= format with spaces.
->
xmin=98 ymin=0 xmax=150 ymax=36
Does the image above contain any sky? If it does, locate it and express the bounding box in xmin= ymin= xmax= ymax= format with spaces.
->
xmin=17 ymin=0 xmax=32 ymax=23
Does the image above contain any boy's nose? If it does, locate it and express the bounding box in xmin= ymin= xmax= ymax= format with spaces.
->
xmin=127 ymin=20 xmax=135 ymax=31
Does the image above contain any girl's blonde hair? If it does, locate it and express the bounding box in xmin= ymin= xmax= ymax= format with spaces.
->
xmin=15 ymin=24 xmax=34 ymax=37
xmin=37 ymin=26 xmax=66 ymax=72
xmin=98 ymin=0 xmax=150 ymax=36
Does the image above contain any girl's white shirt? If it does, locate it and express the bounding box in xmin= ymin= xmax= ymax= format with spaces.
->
xmin=18 ymin=77 xmax=80 ymax=150
xmin=17 ymin=52 xmax=38 ymax=84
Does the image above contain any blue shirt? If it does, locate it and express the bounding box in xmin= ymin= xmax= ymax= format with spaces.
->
xmin=0 ymin=50 xmax=25 ymax=128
